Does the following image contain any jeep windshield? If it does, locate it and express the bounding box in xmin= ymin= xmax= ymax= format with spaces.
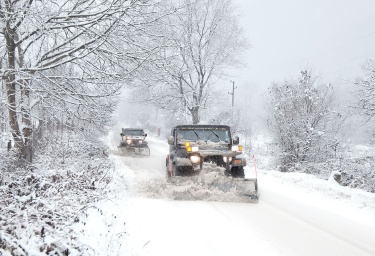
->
xmin=123 ymin=130 xmax=144 ymax=136
xmin=176 ymin=127 xmax=230 ymax=144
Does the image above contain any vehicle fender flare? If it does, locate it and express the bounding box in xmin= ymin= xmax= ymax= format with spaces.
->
xmin=168 ymin=154 xmax=173 ymax=177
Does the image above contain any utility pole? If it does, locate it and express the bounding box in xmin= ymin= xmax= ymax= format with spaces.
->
xmin=228 ymin=80 xmax=237 ymax=107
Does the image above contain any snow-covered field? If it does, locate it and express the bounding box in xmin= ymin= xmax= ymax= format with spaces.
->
xmin=74 ymin=132 xmax=375 ymax=256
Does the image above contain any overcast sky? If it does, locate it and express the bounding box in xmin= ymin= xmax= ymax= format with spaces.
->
xmin=232 ymin=0 xmax=375 ymax=90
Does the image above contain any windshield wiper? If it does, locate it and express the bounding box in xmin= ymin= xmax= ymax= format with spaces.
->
xmin=192 ymin=129 xmax=200 ymax=140
xmin=211 ymin=130 xmax=221 ymax=141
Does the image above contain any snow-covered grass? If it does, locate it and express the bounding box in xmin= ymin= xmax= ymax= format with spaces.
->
xmin=0 ymin=135 xmax=114 ymax=255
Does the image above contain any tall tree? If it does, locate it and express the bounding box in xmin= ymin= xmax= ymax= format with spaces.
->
xmin=132 ymin=0 xmax=249 ymax=124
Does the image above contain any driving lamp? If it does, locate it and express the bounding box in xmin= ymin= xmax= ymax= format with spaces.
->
xmin=185 ymin=142 xmax=198 ymax=152
xmin=231 ymin=145 xmax=243 ymax=151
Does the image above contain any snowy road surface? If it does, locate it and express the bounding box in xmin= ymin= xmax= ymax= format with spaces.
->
xmin=76 ymin=134 xmax=375 ymax=256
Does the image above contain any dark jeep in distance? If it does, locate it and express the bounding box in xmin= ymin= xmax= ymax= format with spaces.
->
xmin=166 ymin=125 xmax=247 ymax=178
xmin=118 ymin=128 xmax=150 ymax=156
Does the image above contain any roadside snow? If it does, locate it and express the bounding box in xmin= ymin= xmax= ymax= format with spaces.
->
xmin=259 ymin=169 xmax=375 ymax=228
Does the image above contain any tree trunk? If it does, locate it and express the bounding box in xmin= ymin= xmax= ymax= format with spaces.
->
xmin=189 ymin=106 xmax=200 ymax=124
xmin=4 ymin=27 xmax=33 ymax=161
xmin=21 ymin=88 xmax=33 ymax=162
xmin=5 ymin=28 xmax=23 ymax=151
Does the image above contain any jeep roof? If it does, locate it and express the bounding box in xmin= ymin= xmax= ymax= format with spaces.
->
xmin=172 ymin=124 xmax=231 ymax=130
xmin=121 ymin=128 xmax=145 ymax=136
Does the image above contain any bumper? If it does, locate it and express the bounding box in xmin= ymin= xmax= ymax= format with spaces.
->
xmin=173 ymin=155 xmax=246 ymax=167
xmin=119 ymin=143 xmax=148 ymax=148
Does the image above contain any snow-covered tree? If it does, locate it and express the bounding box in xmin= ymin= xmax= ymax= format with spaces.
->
xmin=353 ymin=60 xmax=375 ymax=141
xmin=131 ymin=0 xmax=249 ymax=124
xmin=266 ymin=70 xmax=341 ymax=166
xmin=354 ymin=60 xmax=375 ymax=118
xmin=0 ymin=0 xmax=161 ymax=161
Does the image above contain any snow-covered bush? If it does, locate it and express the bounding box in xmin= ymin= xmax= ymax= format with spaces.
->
xmin=266 ymin=70 xmax=344 ymax=166
xmin=339 ymin=156 xmax=375 ymax=193
xmin=0 ymin=134 xmax=114 ymax=255
xmin=258 ymin=138 xmax=375 ymax=193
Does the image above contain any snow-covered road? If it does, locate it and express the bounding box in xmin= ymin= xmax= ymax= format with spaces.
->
xmin=77 ymin=135 xmax=375 ymax=256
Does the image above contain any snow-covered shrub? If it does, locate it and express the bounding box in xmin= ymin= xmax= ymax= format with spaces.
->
xmin=0 ymin=134 xmax=114 ymax=255
xmin=266 ymin=70 xmax=344 ymax=166
xmin=339 ymin=156 xmax=375 ymax=193
xmin=295 ymin=158 xmax=374 ymax=193
xmin=256 ymin=137 xmax=375 ymax=193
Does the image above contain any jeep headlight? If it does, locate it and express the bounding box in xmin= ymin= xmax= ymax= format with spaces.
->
xmin=190 ymin=155 xmax=200 ymax=164
xmin=223 ymin=156 xmax=232 ymax=163
xmin=231 ymin=145 xmax=243 ymax=151
xmin=126 ymin=139 xmax=132 ymax=144
xmin=139 ymin=140 xmax=143 ymax=144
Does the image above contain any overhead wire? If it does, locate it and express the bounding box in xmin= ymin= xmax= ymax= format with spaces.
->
xmin=307 ymin=31 xmax=375 ymax=62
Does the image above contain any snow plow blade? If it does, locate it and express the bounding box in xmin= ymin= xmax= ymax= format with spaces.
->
xmin=166 ymin=172 xmax=259 ymax=203
xmin=118 ymin=146 xmax=150 ymax=156
xmin=214 ymin=178 xmax=258 ymax=199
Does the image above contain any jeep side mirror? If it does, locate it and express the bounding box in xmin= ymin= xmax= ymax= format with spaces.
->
xmin=168 ymin=136 xmax=174 ymax=145
xmin=120 ymin=133 xmax=124 ymax=136
xmin=144 ymin=134 xmax=147 ymax=137
xmin=233 ymin=136 xmax=239 ymax=145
